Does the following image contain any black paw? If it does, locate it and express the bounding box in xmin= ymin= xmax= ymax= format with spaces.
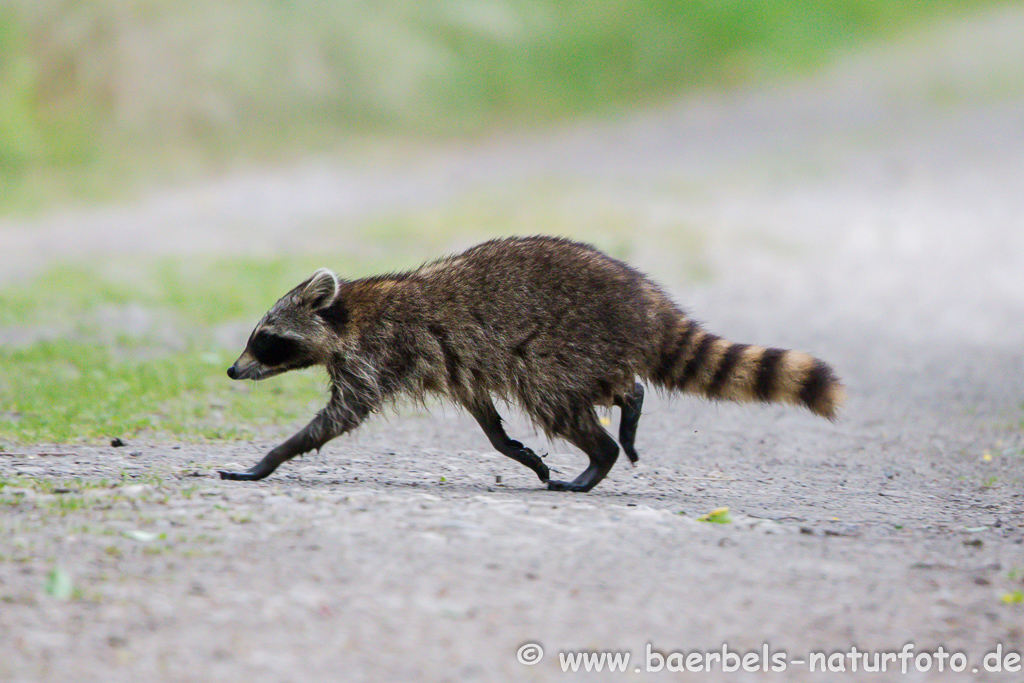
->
xmin=547 ymin=479 xmax=588 ymax=492
xmin=513 ymin=446 xmax=549 ymax=482
xmin=219 ymin=469 xmax=261 ymax=481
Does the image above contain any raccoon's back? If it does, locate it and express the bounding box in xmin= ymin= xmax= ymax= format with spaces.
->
xmin=412 ymin=236 xmax=662 ymax=398
xmin=419 ymin=236 xmax=656 ymax=347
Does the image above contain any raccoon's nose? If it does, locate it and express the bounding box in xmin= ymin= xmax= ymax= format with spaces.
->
xmin=227 ymin=365 xmax=239 ymax=380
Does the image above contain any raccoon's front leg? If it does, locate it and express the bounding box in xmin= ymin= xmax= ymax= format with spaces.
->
xmin=219 ymin=400 xmax=368 ymax=481
xmin=468 ymin=399 xmax=549 ymax=483
xmin=217 ymin=420 xmax=323 ymax=481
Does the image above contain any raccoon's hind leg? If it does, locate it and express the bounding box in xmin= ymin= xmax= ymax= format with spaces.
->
xmin=469 ymin=399 xmax=550 ymax=483
xmin=546 ymin=408 xmax=620 ymax=493
xmin=613 ymin=382 xmax=644 ymax=465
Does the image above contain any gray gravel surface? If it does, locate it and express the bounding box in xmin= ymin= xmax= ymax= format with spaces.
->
xmin=3 ymin=8 xmax=1024 ymax=682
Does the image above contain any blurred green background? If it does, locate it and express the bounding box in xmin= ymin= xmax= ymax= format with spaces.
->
xmin=0 ymin=0 xmax=1008 ymax=445
xmin=0 ymin=0 xmax=1003 ymax=211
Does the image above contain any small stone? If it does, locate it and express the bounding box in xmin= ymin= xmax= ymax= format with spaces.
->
xmin=124 ymin=530 xmax=159 ymax=542
xmin=119 ymin=485 xmax=154 ymax=498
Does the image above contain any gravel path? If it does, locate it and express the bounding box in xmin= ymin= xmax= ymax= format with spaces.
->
xmin=3 ymin=8 xmax=1024 ymax=682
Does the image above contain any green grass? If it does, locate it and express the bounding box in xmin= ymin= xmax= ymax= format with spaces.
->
xmin=0 ymin=346 xmax=328 ymax=444
xmin=0 ymin=258 xmax=353 ymax=444
xmin=0 ymin=340 xmax=321 ymax=442
xmin=0 ymin=0 xmax=1006 ymax=212
xmin=0 ymin=474 xmax=110 ymax=495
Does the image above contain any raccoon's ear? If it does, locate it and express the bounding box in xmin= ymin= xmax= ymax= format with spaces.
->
xmin=298 ymin=268 xmax=339 ymax=308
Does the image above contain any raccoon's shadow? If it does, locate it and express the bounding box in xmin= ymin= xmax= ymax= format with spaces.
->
xmin=289 ymin=476 xmax=651 ymax=501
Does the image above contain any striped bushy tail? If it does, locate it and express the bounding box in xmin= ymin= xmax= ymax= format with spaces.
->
xmin=646 ymin=318 xmax=844 ymax=419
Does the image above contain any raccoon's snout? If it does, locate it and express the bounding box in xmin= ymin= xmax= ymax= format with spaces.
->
xmin=227 ymin=348 xmax=269 ymax=381
xmin=227 ymin=362 xmax=263 ymax=381
xmin=227 ymin=353 xmax=264 ymax=381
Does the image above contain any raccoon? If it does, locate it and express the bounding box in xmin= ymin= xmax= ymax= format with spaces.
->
xmin=219 ymin=235 xmax=844 ymax=492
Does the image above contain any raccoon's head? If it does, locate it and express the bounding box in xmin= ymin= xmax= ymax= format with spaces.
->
xmin=227 ymin=268 xmax=345 ymax=381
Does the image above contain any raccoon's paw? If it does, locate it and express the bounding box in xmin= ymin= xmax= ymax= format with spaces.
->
xmin=547 ymin=479 xmax=589 ymax=492
xmin=219 ymin=469 xmax=265 ymax=481
xmin=516 ymin=446 xmax=549 ymax=483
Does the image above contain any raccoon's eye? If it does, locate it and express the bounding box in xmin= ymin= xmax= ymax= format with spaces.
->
xmin=250 ymin=332 xmax=301 ymax=367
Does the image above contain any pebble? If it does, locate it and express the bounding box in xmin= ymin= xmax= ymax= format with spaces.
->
xmin=119 ymin=484 xmax=154 ymax=498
